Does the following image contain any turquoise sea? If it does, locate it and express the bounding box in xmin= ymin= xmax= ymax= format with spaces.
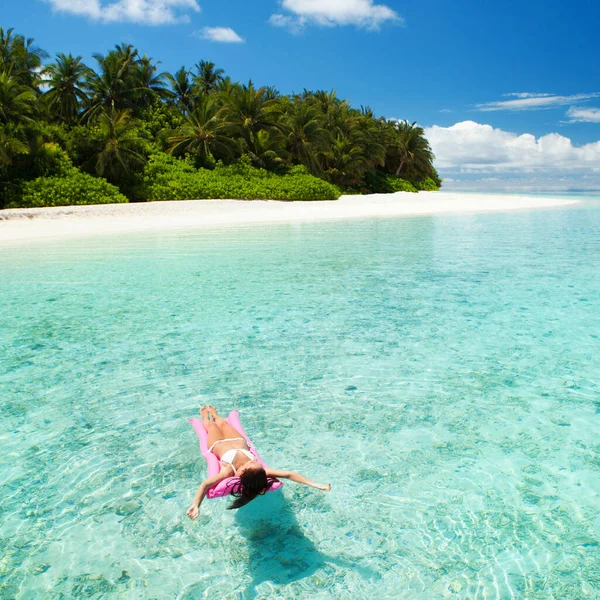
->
xmin=1 ymin=198 xmax=599 ymax=599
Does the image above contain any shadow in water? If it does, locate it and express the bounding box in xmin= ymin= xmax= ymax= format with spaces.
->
xmin=234 ymin=490 xmax=378 ymax=599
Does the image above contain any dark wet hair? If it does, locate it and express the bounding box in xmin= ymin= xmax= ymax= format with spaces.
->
xmin=226 ymin=465 xmax=276 ymax=510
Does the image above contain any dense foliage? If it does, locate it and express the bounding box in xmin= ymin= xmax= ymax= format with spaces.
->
xmin=0 ymin=26 xmax=440 ymax=209
xmin=141 ymin=155 xmax=339 ymax=202
xmin=11 ymin=171 xmax=127 ymax=208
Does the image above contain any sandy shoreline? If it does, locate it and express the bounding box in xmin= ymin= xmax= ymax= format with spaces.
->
xmin=0 ymin=192 xmax=581 ymax=242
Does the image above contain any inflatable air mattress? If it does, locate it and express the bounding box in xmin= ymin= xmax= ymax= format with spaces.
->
xmin=189 ymin=410 xmax=283 ymax=499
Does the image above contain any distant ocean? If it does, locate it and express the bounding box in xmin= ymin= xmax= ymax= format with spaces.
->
xmin=1 ymin=198 xmax=598 ymax=599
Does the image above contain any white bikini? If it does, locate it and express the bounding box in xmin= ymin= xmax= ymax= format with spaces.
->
xmin=209 ymin=438 xmax=255 ymax=475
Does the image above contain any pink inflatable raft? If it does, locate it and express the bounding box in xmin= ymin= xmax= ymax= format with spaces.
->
xmin=189 ymin=410 xmax=284 ymax=499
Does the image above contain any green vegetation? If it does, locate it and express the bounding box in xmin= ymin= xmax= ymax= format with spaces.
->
xmin=0 ymin=26 xmax=440 ymax=209
xmin=140 ymin=155 xmax=339 ymax=202
xmin=12 ymin=172 xmax=127 ymax=208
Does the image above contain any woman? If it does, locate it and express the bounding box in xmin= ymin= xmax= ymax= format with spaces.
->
xmin=187 ymin=406 xmax=331 ymax=519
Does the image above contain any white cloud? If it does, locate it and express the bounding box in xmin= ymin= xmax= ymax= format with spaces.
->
xmin=440 ymin=174 xmax=600 ymax=193
xmin=43 ymin=0 xmax=200 ymax=25
xmin=425 ymin=121 xmax=600 ymax=174
xmin=269 ymin=13 xmax=304 ymax=33
xmin=476 ymin=93 xmax=600 ymax=112
xmin=270 ymin=0 xmax=401 ymax=31
xmin=503 ymin=92 xmax=554 ymax=99
xmin=566 ymin=106 xmax=600 ymax=123
xmin=196 ymin=27 xmax=244 ymax=43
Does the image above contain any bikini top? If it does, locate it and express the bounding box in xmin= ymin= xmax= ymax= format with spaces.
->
xmin=220 ymin=448 xmax=255 ymax=475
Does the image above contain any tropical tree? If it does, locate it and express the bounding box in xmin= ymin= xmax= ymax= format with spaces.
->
xmin=83 ymin=107 xmax=147 ymax=185
xmin=0 ymin=70 xmax=37 ymax=124
xmin=246 ymin=129 xmax=286 ymax=170
xmin=135 ymin=55 xmax=170 ymax=107
xmin=262 ymin=86 xmax=280 ymax=100
xmin=305 ymin=89 xmax=341 ymax=116
xmin=323 ymin=98 xmax=355 ymax=139
xmin=356 ymin=112 xmax=387 ymax=173
xmin=214 ymin=76 xmax=236 ymax=96
xmin=113 ymin=43 xmax=139 ymax=70
xmin=283 ymin=98 xmax=327 ymax=174
xmin=43 ymin=53 xmax=90 ymax=125
xmin=221 ymin=82 xmax=284 ymax=156
xmin=387 ymin=120 xmax=435 ymax=180
xmin=0 ymin=27 xmax=47 ymax=88
xmin=299 ymin=94 xmax=377 ymax=186
xmin=193 ymin=60 xmax=225 ymax=95
xmin=0 ymin=127 xmax=29 ymax=165
xmin=84 ymin=45 xmax=140 ymax=119
xmin=321 ymin=130 xmax=371 ymax=187
xmin=167 ymin=95 xmax=237 ymax=166
xmin=167 ymin=66 xmax=194 ymax=112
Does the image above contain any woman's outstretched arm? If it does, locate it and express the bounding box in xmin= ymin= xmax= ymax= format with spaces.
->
xmin=266 ymin=469 xmax=331 ymax=491
xmin=187 ymin=466 xmax=232 ymax=520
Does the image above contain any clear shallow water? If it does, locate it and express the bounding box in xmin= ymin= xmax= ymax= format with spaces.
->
xmin=1 ymin=201 xmax=600 ymax=599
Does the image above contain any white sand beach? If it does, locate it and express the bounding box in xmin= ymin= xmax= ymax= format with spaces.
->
xmin=0 ymin=192 xmax=581 ymax=242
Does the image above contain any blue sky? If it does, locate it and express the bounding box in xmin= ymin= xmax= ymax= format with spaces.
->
xmin=4 ymin=0 xmax=600 ymax=191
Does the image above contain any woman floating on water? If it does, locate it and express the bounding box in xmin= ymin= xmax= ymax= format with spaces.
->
xmin=187 ymin=406 xmax=331 ymax=519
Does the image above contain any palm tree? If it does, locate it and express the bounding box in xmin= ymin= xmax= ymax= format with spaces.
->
xmin=356 ymin=112 xmax=387 ymax=172
xmin=167 ymin=95 xmax=237 ymax=166
xmin=221 ymin=82 xmax=284 ymax=156
xmin=306 ymin=90 xmax=341 ymax=119
xmin=301 ymin=95 xmax=375 ymax=186
xmin=113 ymin=43 xmax=139 ymax=70
xmin=0 ymin=128 xmax=29 ymax=165
xmin=0 ymin=127 xmax=29 ymax=208
xmin=214 ymin=76 xmax=236 ymax=96
xmin=43 ymin=53 xmax=90 ymax=125
xmin=262 ymin=86 xmax=280 ymax=100
xmin=0 ymin=27 xmax=48 ymax=88
xmin=388 ymin=120 xmax=435 ymax=179
xmin=324 ymin=99 xmax=355 ymax=138
xmin=360 ymin=106 xmax=375 ymax=119
xmin=246 ymin=129 xmax=286 ymax=170
xmin=135 ymin=55 xmax=170 ymax=107
xmin=167 ymin=66 xmax=194 ymax=112
xmin=322 ymin=130 xmax=371 ymax=187
xmin=0 ymin=70 xmax=37 ymax=124
xmin=193 ymin=60 xmax=224 ymax=95
xmin=283 ymin=99 xmax=327 ymax=174
xmin=83 ymin=107 xmax=146 ymax=185
xmin=84 ymin=46 xmax=140 ymax=119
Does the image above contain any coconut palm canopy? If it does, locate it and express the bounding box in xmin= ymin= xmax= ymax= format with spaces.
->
xmin=0 ymin=27 xmax=440 ymax=208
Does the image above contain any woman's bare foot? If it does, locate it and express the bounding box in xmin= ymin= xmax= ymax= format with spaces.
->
xmin=200 ymin=406 xmax=210 ymax=426
xmin=208 ymin=405 xmax=219 ymax=420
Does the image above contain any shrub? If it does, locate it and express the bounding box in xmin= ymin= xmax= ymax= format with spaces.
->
xmin=65 ymin=124 xmax=104 ymax=168
xmin=259 ymin=174 xmax=340 ymax=201
xmin=3 ymin=140 xmax=75 ymax=189
xmin=287 ymin=164 xmax=310 ymax=176
xmin=143 ymin=152 xmax=196 ymax=178
xmin=365 ymin=172 xmax=418 ymax=193
xmin=415 ymin=177 xmax=440 ymax=191
xmin=8 ymin=171 xmax=128 ymax=208
xmin=31 ymin=143 xmax=74 ymax=178
xmin=140 ymin=156 xmax=340 ymax=202
xmin=388 ymin=177 xmax=418 ymax=193
xmin=213 ymin=155 xmax=270 ymax=179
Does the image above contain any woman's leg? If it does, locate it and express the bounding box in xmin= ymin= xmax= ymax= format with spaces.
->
xmin=201 ymin=406 xmax=224 ymax=449
xmin=208 ymin=406 xmax=245 ymax=440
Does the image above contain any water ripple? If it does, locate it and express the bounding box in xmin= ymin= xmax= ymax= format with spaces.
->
xmin=1 ymin=205 xmax=600 ymax=598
